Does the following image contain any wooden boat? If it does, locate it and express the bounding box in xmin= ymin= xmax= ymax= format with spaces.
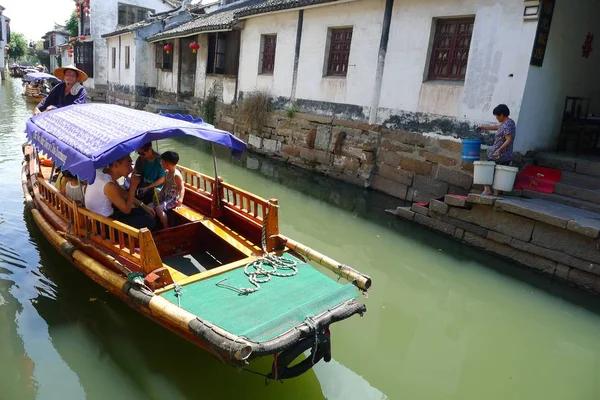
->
xmin=21 ymin=104 xmax=371 ymax=380
xmin=21 ymin=72 xmax=58 ymax=104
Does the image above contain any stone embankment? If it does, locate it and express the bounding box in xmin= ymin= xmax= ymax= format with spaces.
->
xmin=389 ymin=194 xmax=600 ymax=293
xmin=216 ymin=108 xmax=478 ymax=201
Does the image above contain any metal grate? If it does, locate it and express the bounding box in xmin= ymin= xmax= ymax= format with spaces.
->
xmin=327 ymin=28 xmax=352 ymax=76
xmin=261 ymin=35 xmax=276 ymax=74
xmin=428 ymin=18 xmax=474 ymax=81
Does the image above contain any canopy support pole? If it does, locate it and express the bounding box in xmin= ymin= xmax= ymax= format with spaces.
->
xmin=211 ymin=144 xmax=222 ymax=217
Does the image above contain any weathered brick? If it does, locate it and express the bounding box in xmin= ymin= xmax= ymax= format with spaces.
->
xmin=332 ymin=118 xmax=379 ymax=132
xmin=531 ymin=222 xmax=600 ymax=264
xmin=554 ymin=263 xmax=571 ymax=281
xmin=294 ymin=112 xmax=333 ymax=124
xmin=439 ymin=139 xmax=462 ymax=153
xmin=454 ymin=228 xmax=465 ymax=240
xmin=400 ymin=157 xmax=433 ymax=176
xmin=430 ymin=199 xmax=449 ymax=215
xmin=568 ymin=268 xmax=600 ymax=292
xmin=511 ymin=238 xmax=600 ymax=275
xmin=378 ymin=150 xmax=402 ymax=166
xmin=487 ymin=231 xmax=512 ymax=245
xmin=467 ymin=193 xmax=499 ymax=205
xmin=395 ymin=206 xmax=415 ymax=221
xmin=486 ymin=240 xmax=557 ymax=274
xmin=381 ymin=128 xmax=436 ymax=148
xmin=567 ymin=218 xmax=600 ymax=239
xmin=448 ymin=185 xmax=470 ymax=196
xmin=315 ymin=125 xmax=332 ymax=151
xmin=422 ymin=152 xmax=458 ymax=166
xmin=411 ymin=203 xmax=430 ymax=215
xmin=413 ymin=175 xmax=449 ymax=196
xmin=377 ymin=163 xmax=414 ymax=186
xmin=448 ymin=204 xmax=534 ymax=241
xmin=300 ymin=148 xmax=332 ymax=165
xmin=380 ymin=138 xmax=414 ymax=153
xmin=414 ymin=213 xmax=456 ymax=236
xmin=463 ymin=231 xmax=487 ymax=248
xmin=441 ymin=214 xmax=489 ymax=238
xmin=407 ymin=188 xmax=437 ymax=203
xmin=371 ymin=175 xmax=408 ymax=199
xmin=248 ymin=134 xmax=262 ymax=149
xmin=435 ymin=165 xmax=473 ymax=189
xmin=444 ymin=194 xmax=470 ymax=208
xmin=281 ymin=144 xmax=302 ymax=158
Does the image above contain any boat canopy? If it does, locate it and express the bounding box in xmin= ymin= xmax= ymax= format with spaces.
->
xmin=24 ymin=72 xmax=60 ymax=83
xmin=25 ymin=103 xmax=247 ymax=183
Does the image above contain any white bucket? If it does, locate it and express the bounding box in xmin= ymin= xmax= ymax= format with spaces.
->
xmin=493 ymin=165 xmax=519 ymax=192
xmin=473 ymin=161 xmax=496 ymax=185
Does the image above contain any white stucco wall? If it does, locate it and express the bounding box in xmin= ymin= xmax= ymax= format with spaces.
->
xmin=106 ymin=33 xmax=136 ymax=86
xmin=295 ymin=0 xmax=384 ymax=108
xmin=135 ymin=38 xmax=157 ymax=87
xmin=89 ymin=0 xmax=174 ymax=87
xmin=516 ymin=0 xmax=600 ymax=153
xmin=378 ymin=0 xmax=536 ymax=125
xmin=237 ymin=11 xmax=299 ymax=97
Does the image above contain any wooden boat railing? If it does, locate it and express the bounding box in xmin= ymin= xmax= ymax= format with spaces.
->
xmin=35 ymin=175 xmax=162 ymax=272
xmin=177 ymin=165 xmax=280 ymax=250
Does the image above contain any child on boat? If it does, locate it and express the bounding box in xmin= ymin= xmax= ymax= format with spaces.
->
xmin=154 ymin=151 xmax=184 ymax=229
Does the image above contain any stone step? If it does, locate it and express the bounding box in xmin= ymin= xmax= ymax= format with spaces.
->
xmin=537 ymin=153 xmax=600 ymax=178
xmin=522 ymin=189 xmax=600 ymax=214
xmin=560 ymin=171 xmax=600 ymax=190
xmin=554 ymin=182 xmax=600 ymax=204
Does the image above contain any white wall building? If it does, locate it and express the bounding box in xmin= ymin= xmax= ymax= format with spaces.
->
xmin=74 ymin=0 xmax=180 ymax=90
xmin=102 ymin=8 xmax=193 ymax=108
xmin=0 ymin=5 xmax=9 ymax=80
xmin=42 ymin=27 xmax=70 ymax=72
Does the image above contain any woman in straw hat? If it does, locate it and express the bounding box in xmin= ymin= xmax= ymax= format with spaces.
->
xmin=34 ymin=65 xmax=88 ymax=115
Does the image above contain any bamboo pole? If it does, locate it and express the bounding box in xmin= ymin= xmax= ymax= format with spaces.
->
xmin=277 ymin=234 xmax=372 ymax=291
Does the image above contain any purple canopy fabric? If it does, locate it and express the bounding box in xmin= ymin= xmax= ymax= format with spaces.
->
xmin=25 ymin=103 xmax=247 ymax=183
xmin=24 ymin=72 xmax=60 ymax=83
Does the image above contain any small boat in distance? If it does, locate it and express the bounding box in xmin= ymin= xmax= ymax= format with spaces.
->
xmin=21 ymin=104 xmax=371 ymax=380
xmin=22 ymin=72 xmax=59 ymax=104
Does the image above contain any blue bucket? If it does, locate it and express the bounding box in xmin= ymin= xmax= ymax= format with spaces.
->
xmin=461 ymin=139 xmax=482 ymax=162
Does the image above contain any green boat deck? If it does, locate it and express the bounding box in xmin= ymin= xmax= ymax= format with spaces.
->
xmin=161 ymin=253 xmax=359 ymax=342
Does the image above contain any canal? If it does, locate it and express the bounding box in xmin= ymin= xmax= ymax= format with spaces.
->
xmin=1 ymin=77 xmax=600 ymax=399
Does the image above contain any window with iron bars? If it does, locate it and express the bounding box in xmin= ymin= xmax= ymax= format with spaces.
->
xmin=260 ymin=35 xmax=276 ymax=74
xmin=428 ymin=18 xmax=474 ymax=81
xmin=326 ymin=28 xmax=352 ymax=76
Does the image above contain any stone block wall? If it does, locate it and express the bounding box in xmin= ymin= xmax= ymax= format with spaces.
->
xmin=393 ymin=195 xmax=600 ymax=293
xmin=107 ymin=84 xmax=157 ymax=110
xmin=213 ymin=106 xmax=476 ymax=200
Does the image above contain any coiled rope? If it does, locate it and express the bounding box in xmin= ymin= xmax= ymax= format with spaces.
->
xmin=216 ymin=202 xmax=298 ymax=295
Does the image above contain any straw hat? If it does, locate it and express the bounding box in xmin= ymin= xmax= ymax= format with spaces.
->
xmin=53 ymin=64 xmax=88 ymax=83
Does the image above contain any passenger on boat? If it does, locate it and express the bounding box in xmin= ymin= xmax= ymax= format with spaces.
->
xmin=133 ymin=142 xmax=166 ymax=204
xmin=153 ymin=151 xmax=185 ymax=229
xmin=34 ymin=65 xmax=87 ymax=115
xmin=60 ymin=170 xmax=86 ymax=205
xmin=84 ymin=155 xmax=156 ymax=230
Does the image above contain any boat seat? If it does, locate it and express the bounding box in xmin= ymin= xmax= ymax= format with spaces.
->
xmin=173 ymin=205 xmax=207 ymax=222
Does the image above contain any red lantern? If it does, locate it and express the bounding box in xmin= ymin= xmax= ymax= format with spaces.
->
xmin=164 ymin=43 xmax=172 ymax=54
xmin=79 ymin=35 xmax=86 ymax=42
xmin=189 ymin=41 xmax=200 ymax=53
xmin=83 ymin=6 xmax=89 ymax=14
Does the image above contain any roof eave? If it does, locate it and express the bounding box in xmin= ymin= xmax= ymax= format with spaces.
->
xmin=148 ymin=25 xmax=233 ymax=42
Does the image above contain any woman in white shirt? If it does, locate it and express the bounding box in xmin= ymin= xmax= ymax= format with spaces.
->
xmin=84 ymin=154 xmax=156 ymax=230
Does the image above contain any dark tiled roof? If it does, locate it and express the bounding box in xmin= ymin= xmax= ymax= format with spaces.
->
xmin=149 ymin=0 xmax=337 ymax=41
xmin=235 ymin=0 xmax=338 ymax=17
xmin=102 ymin=19 xmax=158 ymax=38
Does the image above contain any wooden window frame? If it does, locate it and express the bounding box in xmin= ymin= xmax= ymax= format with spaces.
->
xmin=206 ymin=32 xmax=239 ymax=76
xmin=111 ymin=47 xmax=116 ymax=69
xmin=427 ymin=17 xmax=475 ymax=81
xmin=125 ymin=45 xmax=130 ymax=69
xmin=74 ymin=41 xmax=94 ymax=78
xmin=260 ymin=35 xmax=276 ymax=75
xmin=326 ymin=27 xmax=352 ymax=77
xmin=154 ymin=43 xmax=172 ymax=71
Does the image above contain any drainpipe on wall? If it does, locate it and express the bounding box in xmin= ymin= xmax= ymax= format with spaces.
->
xmin=368 ymin=0 xmax=394 ymax=124
xmin=290 ymin=9 xmax=304 ymax=101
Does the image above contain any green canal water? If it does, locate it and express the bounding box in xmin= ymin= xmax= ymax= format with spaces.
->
xmin=1 ymin=78 xmax=600 ymax=400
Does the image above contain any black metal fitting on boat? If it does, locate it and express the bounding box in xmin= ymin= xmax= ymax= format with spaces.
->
xmin=60 ymin=241 xmax=76 ymax=257
xmin=122 ymin=282 xmax=153 ymax=307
